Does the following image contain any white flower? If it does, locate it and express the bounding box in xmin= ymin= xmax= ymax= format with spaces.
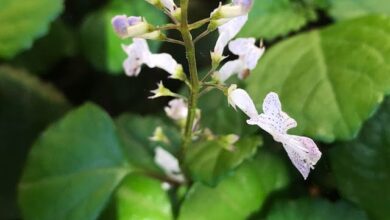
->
xmin=154 ymin=147 xmax=185 ymax=183
xmin=164 ymin=98 xmax=188 ymax=121
xmin=122 ymin=38 xmax=184 ymax=77
xmin=212 ymin=15 xmax=248 ymax=60
xmin=228 ymin=88 xmax=322 ymax=179
xmin=111 ymin=15 xmax=162 ymax=40
xmin=215 ymin=38 xmax=265 ymax=82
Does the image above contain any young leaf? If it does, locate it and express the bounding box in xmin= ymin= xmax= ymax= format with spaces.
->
xmin=247 ymin=15 xmax=390 ymax=142
xmin=18 ymin=103 xmax=132 ymax=220
xmin=116 ymin=174 xmax=172 ymax=220
xmin=0 ymin=0 xmax=63 ymax=58
xmin=80 ymin=0 xmax=167 ymax=74
xmin=329 ymin=97 xmax=390 ymax=220
xmin=266 ymin=198 xmax=368 ymax=220
xmin=186 ymin=136 xmax=262 ymax=185
xmin=239 ymin=0 xmax=317 ymax=40
xmin=179 ymin=150 xmax=290 ymax=220
xmin=329 ymin=0 xmax=390 ymax=20
xmin=0 ymin=66 xmax=69 ymax=219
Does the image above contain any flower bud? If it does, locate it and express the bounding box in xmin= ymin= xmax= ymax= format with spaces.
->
xmin=112 ymin=15 xmax=162 ymax=39
xmin=164 ymin=98 xmax=188 ymax=121
xmin=150 ymin=127 xmax=170 ymax=144
xmin=210 ymin=0 xmax=253 ymax=21
xmin=149 ymin=81 xmax=178 ymax=99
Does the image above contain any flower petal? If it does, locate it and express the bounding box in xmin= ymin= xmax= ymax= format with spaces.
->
xmin=216 ymin=59 xmax=245 ymax=82
xmin=214 ymin=15 xmax=248 ymax=56
xmin=164 ymin=98 xmax=188 ymax=121
xmin=228 ymin=88 xmax=258 ymax=118
xmin=229 ymin=38 xmax=265 ymax=69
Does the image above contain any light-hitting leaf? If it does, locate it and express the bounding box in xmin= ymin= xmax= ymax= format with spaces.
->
xmin=247 ymin=15 xmax=390 ymax=142
xmin=115 ymin=114 xmax=181 ymax=172
xmin=19 ymin=104 xmax=131 ymax=220
xmin=116 ymin=174 xmax=172 ymax=220
xmin=12 ymin=20 xmax=77 ymax=74
xmin=186 ymin=136 xmax=262 ymax=185
xmin=179 ymin=150 xmax=290 ymax=220
xmin=0 ymin=0 xmax=63 ymax=58
xmin=329 ymin=0 xmax=390 ymax=20
xmin=81 ymin=0 xmax=167 ymax=73
xmin=266 ymin=198 xmax=368 ymax=220
xmin=0 ymin=66 xmax=69 ymax=219
xmin=329 ymin=97 xmax=390 ymax=220
xmin=239 ymin=0 xmax=317 ymax=40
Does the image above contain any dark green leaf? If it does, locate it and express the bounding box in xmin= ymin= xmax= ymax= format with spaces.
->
xmin=329 ymin=0 xmax=390 ymax=20
xmin=12 ymin=20 xmax=77 ymax=74
xmin=247 ymin=15 xmax=390 ymax=142
xmin=0 ymin=0 xmax=63 ymax=58
xmin=186 ymin=136 xmax=262 ymax=185
xmin=329 ymin=97 xmax=390 ymax=220
xmin=19 ymin=103 xmax=131 ymax=220
xmin=81 ymin=0 xmax=167 ymax=73
xmin=179 ymin=150 xmax=290 ymax=220
xmin=239 ymin=0 xmax=317 ymax=40
xmin=266 ymin=198 xmax=368 ymax=220
xmin=0 ymin=66 xmax=69 ymax=219
xmin=116 ymin=174 xmax=172 ymax=220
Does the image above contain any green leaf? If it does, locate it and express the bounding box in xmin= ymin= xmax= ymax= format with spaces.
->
xmin=12 ymin=20 xmax=77 ymax=74
xmin=329 ymin=97 xmax=390 ymax=220
xmin=179 ymin=150 xmax=290 ymax=220
xmin=186 ymin=136 xmax=262 ymax=185
xmin=115 ymin=114 xmax=181 ymax=172
xmin=80 ymin=0 xmax=167 ymax=73
xmin=116 ymin=174 xmax=172 ymax=220
xmin=0 ymin=66 xmax=69 ymax=219
xmin=18 ymin=103 xmax=132 ymax=220
xmin=239 ymin=0 xmax=317 ymax=40
xmin=266 ymin=198 xmax=368 ymax=220
xmin=329 ymin=0 xmax=390 ymax=20
xmin=0 ymin=0 xmax=63 ymax=58
xmin=247 ymin=15 xmax=390 ymax=142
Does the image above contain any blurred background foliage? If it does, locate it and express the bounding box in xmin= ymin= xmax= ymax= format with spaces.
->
xmin=0 ymin=0 xmax=389 ymax=219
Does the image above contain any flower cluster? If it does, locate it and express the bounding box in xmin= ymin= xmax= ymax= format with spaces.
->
xmin=111 ymin=0 xmax=321 ymax=182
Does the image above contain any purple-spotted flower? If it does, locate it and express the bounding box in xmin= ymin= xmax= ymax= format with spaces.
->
xmin=214 ymin=38 xmax=265 ymax=82
xmin=228 ymin=86 xmax=322 ymax=179
xmin=111 ymin=15 xmax=162 ymax=40
xmin=122 ymin=38 xmax=184 ymax=79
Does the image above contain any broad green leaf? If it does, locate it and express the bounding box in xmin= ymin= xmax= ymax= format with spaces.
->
xmin=0 ymin=0 xmax=63 ymax=58
xmin=329 ymin=97 xmax=390 ymax=220
xmin=81 ymin=0 xmax=167 ymax=73
xmin=116 ymin=174 xmax=172 ymax=220
xmin=247 ymin=15 xmax=390 ymax=142
xmin=179 ymin=150 xmax=290 ymax=220
xmin=19 ymin=103 xmax=131 ymax=220
xmin=115 ymin=114 xmax=181 ymax=172
xmin=199 ymin=89 xmax=255 ymax=135
xmin=266 ymin=198 xmax=368 ymax=220
xmin=329 ymin=0 xmax=390 ymax=20
xmin=239 ymin=0 xmax=317 ymax=40
xmin=12 ymin=20 xmax=77 ymax=74
xmin=0 ymin=66 xmax=69 ymax=219
xmin=186 ymin=136 xmax=262 ymax=185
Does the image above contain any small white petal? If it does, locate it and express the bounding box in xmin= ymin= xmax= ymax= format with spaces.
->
xmin=216 ymin=59 xmax=245 ymax=82
xmin=147 ymin=53 xmax=180 ymax=75
xmin=214 ymin=15 xmax=248 ymax=56
xmin=228 ymin=88 xmax=258 ymax=118
xmin=154 ymin=147 xmax=185 ymax=183
xmin=164 ymin=98 xmax=188 ymax=121
xmin=228 ymin=38 xmax=265 ymax=69
xmin=161 ymin=0 xmax=176 ymax=12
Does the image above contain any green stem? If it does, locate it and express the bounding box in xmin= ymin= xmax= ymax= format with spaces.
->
xmin=179 ymin=0 xmax=200 ymax=157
